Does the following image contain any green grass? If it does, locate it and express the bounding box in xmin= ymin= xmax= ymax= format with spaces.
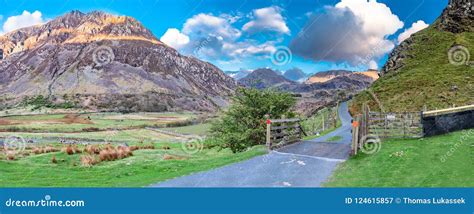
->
xmin=302 ymin=106 xmax=342 ymax=141
xmin=0 ymin=143 xmax=266 ymax=187
xmin=0 ymin=112 xmax=196 ymax=132
xmin=302 ymin=106 xmax=341 ymax=137
xmin=303 ymin=126 xmax=339 ymax=141
xmin=326 ymin=136 xmax=342 ymax=142
xmin=352 ymin=26 xmax=474 ymax=114
xmin=324 ymin=129 xmax=474 ymax=187
xmin=0 ymin=129 xmax=179 ymax=143
xmin=161 ymin=123 xmax=212 ymax=136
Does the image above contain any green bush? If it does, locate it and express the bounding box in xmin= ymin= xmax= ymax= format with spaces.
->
xmin=210 ymin=88 xmax=296 ymax=153
xmin=22 ymin=95 xmax=76 ymax=110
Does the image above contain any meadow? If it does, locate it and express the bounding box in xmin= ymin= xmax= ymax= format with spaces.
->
xmin=0 ymin=110 xmax=266 ymax=187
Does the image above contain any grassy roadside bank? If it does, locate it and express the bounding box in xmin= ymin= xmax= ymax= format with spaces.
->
xmin=324 ymin=129 xmax=474 ymax=187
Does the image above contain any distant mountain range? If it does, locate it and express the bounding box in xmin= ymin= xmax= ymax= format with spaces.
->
xmin=239 ymin=68 xmax=297 ymax=90
xmin=0 ymin=11 xmax=237 ymax=112
xmin=306 ymin=70 xmax=379 ymax=84
xmin=237 ymin=67 xmax=377 ymax=115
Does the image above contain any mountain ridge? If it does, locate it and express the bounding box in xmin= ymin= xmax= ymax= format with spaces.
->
xmin=0 ymin=11 xmax=237 ymax=112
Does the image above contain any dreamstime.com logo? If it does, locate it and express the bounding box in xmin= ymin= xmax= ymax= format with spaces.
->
xmin=93 ymin=45 xmax=115 ymax=67
xmin=448 ymin=45 xmax=474 ymax=66
xmin=2 ymin=135 xmax=26 ymax=154
xmin=271 ymin=46 xmax=292 ymax=66
xmin=181 ymin=136 xmax=204 ymax=155
xmin=4 ymin=195 xmax=85 ymax=208
xmin=359 ymin=134 xmax=382 ymax=155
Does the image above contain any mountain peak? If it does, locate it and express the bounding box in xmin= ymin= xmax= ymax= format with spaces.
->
xmin=0 ymin=10 xmax=160 ymax=58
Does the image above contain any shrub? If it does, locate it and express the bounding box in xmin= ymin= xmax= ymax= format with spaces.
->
xmin=51 ymin=155 xmax=57 ymax=164
xmin=6 ymin=151 xmax=16 ymax=160
xmin=65 ymin=146 xmax=74 ymax=155
xmin=210 ymin=88 xmax=296 ymax=153
xmin=84 ymin=145 xmax=100 ymax=154
xmin=80 ymin=155 xmax=98 ymax=167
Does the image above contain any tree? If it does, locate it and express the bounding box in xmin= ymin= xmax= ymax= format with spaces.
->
xmin=210 ymin=88 xmax=296 ymax=153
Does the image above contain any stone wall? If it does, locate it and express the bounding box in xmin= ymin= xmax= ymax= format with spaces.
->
xmin=422 ymin=110 xmax=474 ymax=137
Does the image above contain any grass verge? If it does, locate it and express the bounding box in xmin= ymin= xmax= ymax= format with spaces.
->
xmin=324 ymin=129 xmax=474 ymax=187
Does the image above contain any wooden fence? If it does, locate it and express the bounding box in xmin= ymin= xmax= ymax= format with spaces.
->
xmin=266 ymin=117 xmax=306 ymax=150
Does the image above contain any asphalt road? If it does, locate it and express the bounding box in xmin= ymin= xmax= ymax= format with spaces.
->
xmin=152 ymin=102 xmax=352 ymax=187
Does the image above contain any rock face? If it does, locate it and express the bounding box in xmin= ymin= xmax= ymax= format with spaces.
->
xmin=383 ymin=0 xmax=473 ymax=75
xmin=436 ymin=0 xmax=474 ymax=33
xmin=0 ymin=11 xmax=237 ymax=112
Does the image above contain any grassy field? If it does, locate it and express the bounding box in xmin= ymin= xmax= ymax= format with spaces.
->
xmin=0 ymin=129 xmax=181 ymax=143
xmin=324 ymin=129 xmax=474 ymax=187
xmin=161 ymin=123 xmax=212 ymax=136
xmin=0 ymin=110 xmax=269 ymax=187
xmin=0 ymin=112 xmax=196 ymax=133
xmin=0 ymin=142 xmax=266 ymax=187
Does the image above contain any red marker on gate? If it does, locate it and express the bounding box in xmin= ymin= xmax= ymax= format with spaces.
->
xmin=352 ymin=121 xmax=359 ymax=128
xmin=266 ymin=119 xmax=271 ymax=125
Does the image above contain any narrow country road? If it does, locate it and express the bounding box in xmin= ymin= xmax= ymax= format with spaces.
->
xmin=152 ymin=102 xmax=353 ymax=187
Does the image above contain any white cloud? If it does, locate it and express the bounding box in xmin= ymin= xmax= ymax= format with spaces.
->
xmin=243 ymin=6 xmax=290 ymax=35
xmin=290 ymin=0 xmax=404 ymax=66
xmin=183 ymin=13 xmax=241 ymax=40
xmin=2 ymin=10 xmax=45 ymax=33
xmin=160 ymin=28 xmax=190 ymax=50
xmin=369 ymin=60 xmax=378 ymax=70
xmin=397 ymin=20 xmax=429 ymax=44
xmin=175 ymin=12 xmax=280 ymax=61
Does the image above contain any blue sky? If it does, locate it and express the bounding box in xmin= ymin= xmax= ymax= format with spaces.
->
xmin=0 ymin=0 xmax=448 ymax=74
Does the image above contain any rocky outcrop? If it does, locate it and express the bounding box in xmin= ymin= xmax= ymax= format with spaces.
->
xmin=436 ymin=0 xmax=474 ymax=33
xmin=381 ymin=37 xmax=416 ymax=75
xmin=0 ymin=11 xmax=237 ymax=112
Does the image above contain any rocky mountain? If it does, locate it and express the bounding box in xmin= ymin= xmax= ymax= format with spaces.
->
xmin=238 ymin=68 xmax=297 ymax=90
xmin=0 ymin=11 xmax=237 ymax=112
xmin=283 ymin=68 xmax=307 ymax=82
xmin=305 ymin=70 xmax=352 ymax=84
xmin=224 ymin=69 xmax=252 ymax=80
xmin=354 ymin=0 xmax=473 ymax=114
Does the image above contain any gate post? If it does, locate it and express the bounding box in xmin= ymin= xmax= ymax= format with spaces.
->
xmin=265 ymin=115 xmax=271 ymax=150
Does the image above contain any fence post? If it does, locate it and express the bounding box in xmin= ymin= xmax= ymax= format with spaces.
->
xmin=334 ymin=103 xmax=339 ymax=128
xmin=265 ymin=115 xmax=271 ymax=150
xmin=354 ymin=116 xmax=361 ymax=155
